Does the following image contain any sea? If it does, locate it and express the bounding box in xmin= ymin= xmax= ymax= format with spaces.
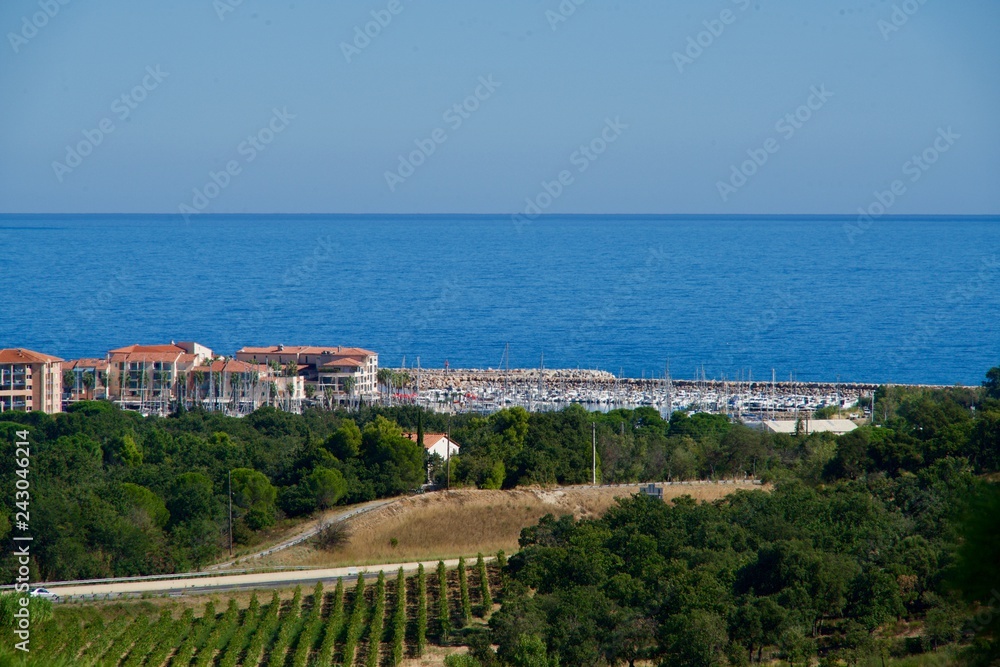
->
xmin=1 ymin=214 xmax=997 ymax=386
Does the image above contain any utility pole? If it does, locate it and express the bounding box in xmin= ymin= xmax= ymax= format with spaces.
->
xmin=446 ymin=414 xmax=452 ymax=491
xmin=228 ymin=469 xmax=233 ymax=557
xmin=592 ymin=422 xmax=597 ymax=485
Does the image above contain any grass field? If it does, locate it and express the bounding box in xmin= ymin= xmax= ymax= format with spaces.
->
xmin=243 ymin=483 xmax=762 ymax=569
xmin=2 ymin=561 xmax=498 ymax=666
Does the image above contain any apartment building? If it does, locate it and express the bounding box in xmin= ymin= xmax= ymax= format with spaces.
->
xmin=106 ymin=342 xmax=214 ymax=412
xmin=187 ymin=358 xmax=305 ymax=413
xmin=235 ymin=345 xmax=379 ymax=401
xmin=0 ymin=348 xmax=63 ymax=413
xmin=63 ymin=358 xmax=110 ymax=403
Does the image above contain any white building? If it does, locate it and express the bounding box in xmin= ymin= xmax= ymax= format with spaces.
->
xmin=405 ymin=432 xmax=460 ymax=459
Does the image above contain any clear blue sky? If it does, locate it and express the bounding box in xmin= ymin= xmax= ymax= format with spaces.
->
xmin=1 ymin=0 xmax=997 ymax=214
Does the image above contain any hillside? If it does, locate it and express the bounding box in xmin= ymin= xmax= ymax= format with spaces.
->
xmin=242 ymin=482 xmax=762 ymax=569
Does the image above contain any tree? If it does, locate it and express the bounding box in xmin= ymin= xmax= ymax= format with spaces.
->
xmin=983 ymin=366 xmax=1000 ymax=400
xmin=106 ymin=432 xmax=143 ymax=467
xmin=305 ymin=466 xmax=348 ymax=509
xmin=361 ymin=416 xmax=426 ymax=495
xmin=952 ymin=483 xmax=1000 ymax=665
xmin=82 ymin=371 xmax=96 ymax=399
xmin=327 ymin=420 xmax=362 ymax=459
xmin=167 ymin=472 xmax=216 ymax=527
xmin=344 ymin=376 xmax=357 ymax=409
xmin=119 ymin=482 xmax=169 ymax=529
xmin=231 ymin=468 xmax=278 ymax=530
xmin=824 ymin=429 xmax=872 ymax=480
xmin=508 ymin=635 xmax=558 ymax=667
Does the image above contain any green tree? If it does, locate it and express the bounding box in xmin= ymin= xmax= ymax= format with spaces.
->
xmin=326 ymin=419 xmax=362 ymax=459
xmin=952 ymin=482 xmax=1000 ymax=665
xmin=119 ymin=482 xmax=169 ymax=529
xmin=982 ymin=366 xmax=1000 ymax=400
xmin=230 ymin=468 xmax=278 ymax=530
xmin=106 ymin=431 xmax=143 ymax=467
xmin=167 ymin=472 xmax=216 ymax=526
xmin=304 ymin=466 xmax=348 ymax=509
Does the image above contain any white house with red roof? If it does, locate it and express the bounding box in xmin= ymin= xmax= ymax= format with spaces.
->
xmin=405 ymin=432 xmax=460 ymax=459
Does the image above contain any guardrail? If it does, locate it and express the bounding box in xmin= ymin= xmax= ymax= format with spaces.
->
xmin=0 ymin=565 xmax=316 ymax=592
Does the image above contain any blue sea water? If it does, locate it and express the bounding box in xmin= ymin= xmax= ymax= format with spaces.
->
xmin=0 ymin=214 xmax=998 ymax=386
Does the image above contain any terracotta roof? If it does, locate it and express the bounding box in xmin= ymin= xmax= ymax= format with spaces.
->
xmin=320 ymin=358 xmax=363 ymax=368
xmin=237 ymin=345 xmax=377 ymax=357
xmin=109 ymin=352 xmax=182 ymax=363
xmin=193 ymin=359 xmax=267 ymax=374
xmin=109 ymin=344 xmax=186 ymax=355
xmin=65 ymin=358 xmax=109 ymax=370
xmin=0 ymin=348 xmax=64 ymax=364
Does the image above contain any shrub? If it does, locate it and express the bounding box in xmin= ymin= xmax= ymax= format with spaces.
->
xmin=417 ymin=564 xmax=428 ymax=656
xmin=438 ymin=561 xmax=452 ymax=642
xmin=477 ymin=553 xmax=493 ymax=615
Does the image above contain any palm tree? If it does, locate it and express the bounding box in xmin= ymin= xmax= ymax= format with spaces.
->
xmin=139 ymin=367 xmax=151 ymax=413
xmin=63 ymin=370 xmax=75 ymax=401
xmin=343 ymin=376 xmax=357 ymax=410
xmin=82 ymin=372 xmax=95 ymax=400
xmin=378 ymin=368 xmax=393 ymax=405
xmin=192 ymin=370 xmax=205 ymax=408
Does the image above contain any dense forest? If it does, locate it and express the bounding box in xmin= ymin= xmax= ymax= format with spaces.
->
xmin=1 ymin=369 xmax=998 ymax=664
xmin=473 ymin=369 xmax=1000 ymax=667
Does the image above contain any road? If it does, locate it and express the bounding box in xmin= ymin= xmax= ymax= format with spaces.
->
xmin=207 ymin=497 xmax=396 ymax=570
xmin=46 ymin=559 xmax=467 ymax=599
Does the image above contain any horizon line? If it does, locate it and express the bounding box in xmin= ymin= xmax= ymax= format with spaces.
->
xmin=2 ymin=212 xmax=999 ymax=220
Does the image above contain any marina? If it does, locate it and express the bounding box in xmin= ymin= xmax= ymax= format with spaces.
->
xmin=389 ymin=366 xmax=890 ymax=420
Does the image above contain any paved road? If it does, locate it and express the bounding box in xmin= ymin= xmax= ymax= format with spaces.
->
xmin=23 ymin=482 xmax=757 ymax=601
xmin=207 ymin=498 xmax=396 ymax=570
xmin=47 ymin=559 xmax=467 ymax=599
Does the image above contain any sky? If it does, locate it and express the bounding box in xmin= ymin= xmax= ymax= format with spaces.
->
xmin=1 ymin=0 xmax=998 ymax=215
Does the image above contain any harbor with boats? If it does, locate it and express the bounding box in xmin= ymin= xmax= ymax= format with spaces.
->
xmin=387 ymin=366 xmax=886 ymax=421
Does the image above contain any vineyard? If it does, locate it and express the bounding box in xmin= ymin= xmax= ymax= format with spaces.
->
xmin=15 ymin=556 xmax=500 ymax=667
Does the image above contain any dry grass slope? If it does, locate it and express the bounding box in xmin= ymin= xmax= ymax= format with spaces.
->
xmin=256 ymin=483 xmax=763 ymax=568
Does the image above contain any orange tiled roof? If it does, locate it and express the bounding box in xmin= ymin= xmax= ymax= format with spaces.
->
xmin=64 ymin=358 xmax=109 ymax=371
xmin=238 ymin=345 xmax=376 ymax=357
xmin=0 ymin=348 xmax=64 ymax=364
xmin=404 ymin=433 xmax=458 ymax=450
xmin=320 ymin=358 xmax=364 ymax=368
xmin=193 ymin=359 xmax=268 ymax=374
xmin=109 ymin=344 xmax=187 ymax=355
xmin=109 ymin=352 xmax=183 ymax=363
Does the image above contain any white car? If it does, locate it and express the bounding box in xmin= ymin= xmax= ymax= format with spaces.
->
xmin=29 ymin=587 xmax=58 ymax=601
